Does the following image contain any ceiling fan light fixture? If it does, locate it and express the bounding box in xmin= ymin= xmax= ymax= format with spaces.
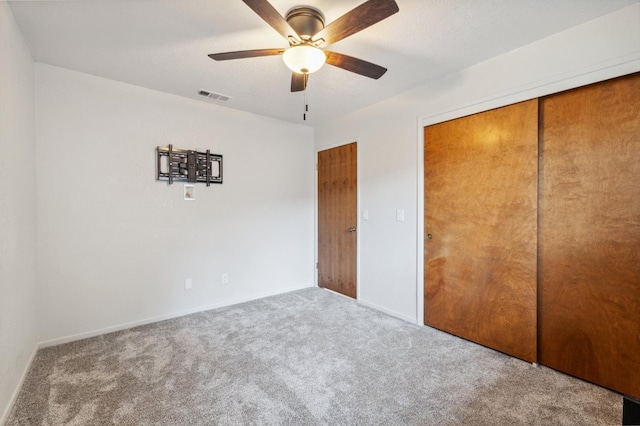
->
xmin=283 ymin=45 xmax=326 ymax=74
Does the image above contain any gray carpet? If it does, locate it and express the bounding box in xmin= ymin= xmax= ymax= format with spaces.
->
xmin=7 ymin=288 xmax=621 ymax=425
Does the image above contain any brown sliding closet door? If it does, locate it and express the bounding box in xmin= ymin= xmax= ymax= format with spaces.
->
xmin=424 ymin=99 xmax=538 ymax=362
xmin=539 ymin=74 xmax=640 ymax=397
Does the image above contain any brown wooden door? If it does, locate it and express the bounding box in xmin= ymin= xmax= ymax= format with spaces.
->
xmin=424 ymin=100 xmax=538 ymax=362
xmin=318 ymin=143 xmax=357 ymax=299
xmin=539 ymin=73 xmax=640 ymax=397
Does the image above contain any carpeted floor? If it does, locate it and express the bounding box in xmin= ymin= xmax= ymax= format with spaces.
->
xmin=7 ymin=288 xmax=621 ymax=425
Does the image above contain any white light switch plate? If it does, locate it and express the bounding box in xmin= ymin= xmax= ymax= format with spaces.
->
xmin=396 ymin=209 xmax=405 ymax=222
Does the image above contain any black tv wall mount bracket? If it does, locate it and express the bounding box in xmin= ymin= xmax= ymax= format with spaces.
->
xmin=156 ymin=145 xmax=223 ymax=186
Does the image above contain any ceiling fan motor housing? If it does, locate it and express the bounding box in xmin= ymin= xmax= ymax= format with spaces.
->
xmin=285 ymin=6 xmax=325 ymax=41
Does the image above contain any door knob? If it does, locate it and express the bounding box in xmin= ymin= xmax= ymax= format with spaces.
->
xmin=348 ymin=227 xmax=357 ymax=233
xmin=427 ymin=234 xmax=432 ymax=239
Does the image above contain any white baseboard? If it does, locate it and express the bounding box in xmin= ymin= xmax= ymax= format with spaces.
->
xmin=357 ymin=298 xmax=418 ymax=324
xmin=320 ymin=289 xmax=419 ymax=324
xmin=38 ymin=284 xmax=313 ymax=348
xmin=1 ymin=344 xmax=39 ymax=426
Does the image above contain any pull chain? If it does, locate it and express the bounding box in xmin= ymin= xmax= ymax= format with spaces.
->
xmin=303 ymin=92 xmax=308 ymax=121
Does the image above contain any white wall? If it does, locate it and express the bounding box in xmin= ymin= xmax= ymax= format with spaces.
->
xmin=314 ymin=4 xmax=640 ymax=323
xmin=35 ymin=64 xmax=315 ymax=344
xmin=0 ymin=3 xmax=38 ymax=423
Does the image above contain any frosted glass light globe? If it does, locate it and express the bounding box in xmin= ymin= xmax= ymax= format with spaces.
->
xmin=283 ymin=45 xmax=326 ymax=74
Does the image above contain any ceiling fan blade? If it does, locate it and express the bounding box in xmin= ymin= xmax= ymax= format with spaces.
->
xmin=325 ymin=51 xmax=387 ymax=79
xmin=208 ymin=48 xmax=285 ymax=61
xmin=242 ymin=0 xmax=300 ymax=41
xmin=291 ymin=73 xmax=308 ymax=92
xmin=312 ymin=0 xmax=399 ymax=46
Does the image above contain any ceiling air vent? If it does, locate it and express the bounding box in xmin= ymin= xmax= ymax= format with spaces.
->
xmin=196 ymin=89 xmax=231 ymax=103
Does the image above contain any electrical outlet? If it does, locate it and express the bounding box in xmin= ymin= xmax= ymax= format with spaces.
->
xmin=221 ymin=273 xmax=229 ymax=284
xmin=184 ymin=278 xmax=192 ymax=290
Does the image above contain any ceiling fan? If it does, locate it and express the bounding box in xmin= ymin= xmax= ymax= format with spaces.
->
xmin=208 ymin=0 xmax=400 ymax=92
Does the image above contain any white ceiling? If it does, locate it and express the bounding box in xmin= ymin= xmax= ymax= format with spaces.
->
xmin=8 ymin=0 xmax=639 ymax=125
